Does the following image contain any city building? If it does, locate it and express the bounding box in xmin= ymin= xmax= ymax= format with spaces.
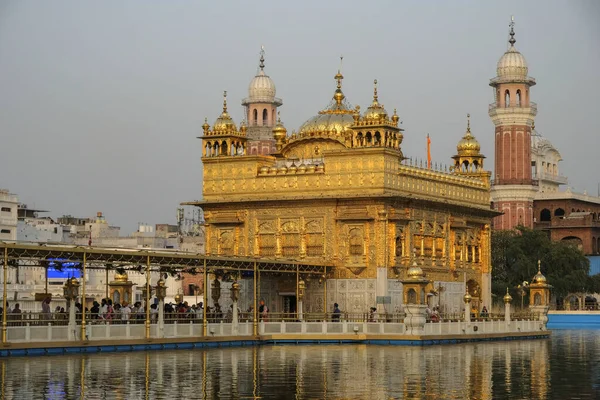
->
xmin=0 ymin=189 xmax=18 ymax=242
xmin=488 ymin=19 xmax=600 ymax=265
xmin=186 ymin=59 xmax=498 ymax=315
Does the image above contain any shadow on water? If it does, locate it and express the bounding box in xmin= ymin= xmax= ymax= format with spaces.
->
xmin=0 ymin=330 xmax=599 ymax=399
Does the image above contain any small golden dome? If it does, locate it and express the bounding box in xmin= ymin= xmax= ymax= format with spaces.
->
xmin=307 ymin=164 xmax=316 ymax=173
xmin=503 ymin=288 xmax=513 ymax=303
xmin=273 ymin=115 xmax=287 ymax=140
xmin=240 ymin=121 xmax=247 ymax=135
xmin=315 ymin=164 xmax=324 ymax=172
xmin=259 ymin=166 xmax=269 ymax=174
xmin=288 ymin=164 xmax=298 ymax=173
xmin=278 ymin=166 xmax=288 ymax=174
xmin=202 ymin=118 xmax=210 ymax=133
xmin=532 ymin=260 xmax=547 ymax=284
xmin=363 ymin=79 xmax=388 ymax=121
xmin=392 ymin=109 xmax=399 ymax=125
xmin=297 ymin=164 xmax=307 ymax=173
xmin=407 ymin=261 xmax=425 ymax=279
xmin=213 ymin=91 xmax=237 ymax=132
xmin=268 ymin=166 xmax=278 ymax=174
xmin=114 ymin=272 xmax=128 ymax=282
xmin=67 ymin=277 xmax=79 ymax=286
xmin=456 ymin=114 xmax=481 ymax=155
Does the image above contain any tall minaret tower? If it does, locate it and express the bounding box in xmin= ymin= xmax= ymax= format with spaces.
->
xmin=489 ymin=17 xmax=537 ymax=230
xmin=241 ymin=47 xmax=283 ymax=155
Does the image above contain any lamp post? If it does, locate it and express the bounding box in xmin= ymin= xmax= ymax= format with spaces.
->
xmin=463 ymin=291 xmax=472 ymax=324
xmin=297 ymin=278 xmax=305 ymax=321
xmin=230 ymin=280 xmax=240 ymax=335
xmin=155 ymin=277 xmax=167 ymax=338
xmin=503 ymin=288 xmax=512 ymax=324
xmin=63 ymin=277 xmax=80 ymax=340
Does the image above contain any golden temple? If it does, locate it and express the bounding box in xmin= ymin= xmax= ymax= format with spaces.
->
xmin=186 ymin=53 xmax=497 ymax=315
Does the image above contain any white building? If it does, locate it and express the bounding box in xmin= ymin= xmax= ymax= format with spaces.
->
xmin=0 ymin=189 xmax=18 ymax=242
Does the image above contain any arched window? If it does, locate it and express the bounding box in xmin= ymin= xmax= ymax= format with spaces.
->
xmin=462 ymin=160 xmax=469 ymax=172
xmin=374 ymin=132 xmax=381 ymax=146
xmin=534 ymin=293 xmax=541 ymax=306
xmin=540 ymin=209 xmax=551 ymax=222
xmin=214 ymin=143 xmax=220 ymax=156
xmin=504 ymin=90 xmax=510 ymax=107
xmin=407 ymin=289 xmax=417 ymax=305
xmin=356 ymin=132 xmax=363 ymax=146
xmin=253 ymin=109 xmax=258 ymax=125
xmin=205 ymin=143 xmax=212 ymax=157
xmin=554 ymin=208 xmax=565 ymax=217
xmin=516 ymin=89 xmax=522 ymax=107
xmin=349 ymin=228 xmax=364 ymax=256
xmin=262 ymin=109 xmax=268 ymax=125
xmin=366 ymin=132 xmax=372 ymax=145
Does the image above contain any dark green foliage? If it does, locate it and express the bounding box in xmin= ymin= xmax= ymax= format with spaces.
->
xmin=491 ymin=227 xmax=590 ymax=300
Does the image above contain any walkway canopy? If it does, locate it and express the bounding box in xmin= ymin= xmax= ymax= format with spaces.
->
xmin=0 ymin=242 xmax=331 ymax=275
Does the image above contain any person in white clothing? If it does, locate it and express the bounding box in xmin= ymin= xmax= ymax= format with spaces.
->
xmin=121 ymin=303 xmax=131 ymax=321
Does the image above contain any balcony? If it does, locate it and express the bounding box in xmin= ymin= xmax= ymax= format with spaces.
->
xmin=535 ymin=172 xmax=568 ymax=185
xmin=491 ymin=179 xmax=539 ymax=187
xmin=489 ymin=101 xmax=537 ymax=114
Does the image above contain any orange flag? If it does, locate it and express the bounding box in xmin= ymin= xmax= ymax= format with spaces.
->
xmin=427 ymin=134 xmax=432 ymax=169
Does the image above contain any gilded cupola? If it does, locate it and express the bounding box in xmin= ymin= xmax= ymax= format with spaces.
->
xmin=199 ymin=91 xmax=247 ymax=158
xmin=452 ymin=114 xmax=486 ymax=175
xmin=297 ymin=65 xmax=356 ymax=138
xmin=213 ymin=91 xmax=237 ymax=134
xmin=456 ymin=114 xmax=481 ymax=156
xmin=363 ymin=79 xmax=388 ymax=122
xmin=272 ymin=113 xmax=287 ymax=151
xmin=531 ymin=260 xmax=547 ymax=284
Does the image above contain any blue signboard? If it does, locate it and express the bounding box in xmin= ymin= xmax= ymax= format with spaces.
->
xmin=47 ymin=258 xmax=82 ymax=279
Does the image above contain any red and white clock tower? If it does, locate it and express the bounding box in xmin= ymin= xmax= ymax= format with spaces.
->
xmin=489 ymin=19 xmax=537 ymax=229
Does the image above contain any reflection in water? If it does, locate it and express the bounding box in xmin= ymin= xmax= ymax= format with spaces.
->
xmin=1 ymin=331 xmax=599 ymax=399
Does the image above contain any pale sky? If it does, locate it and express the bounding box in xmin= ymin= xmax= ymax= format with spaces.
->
xmin=1 ymin=0 xmax=598 ymax=233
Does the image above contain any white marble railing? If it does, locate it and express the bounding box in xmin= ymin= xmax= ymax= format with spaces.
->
xmin=3 ymin=318 xmax=545 ymax=344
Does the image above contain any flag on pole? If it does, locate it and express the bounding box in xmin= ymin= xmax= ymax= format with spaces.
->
xmin=427 ymin=134 xmax=432 ymax=169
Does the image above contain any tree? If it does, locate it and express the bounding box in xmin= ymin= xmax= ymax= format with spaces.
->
xmin=491 ymin=226 xmax=590 ymax=302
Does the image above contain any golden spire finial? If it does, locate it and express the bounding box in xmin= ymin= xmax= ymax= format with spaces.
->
xmin=222 ymin=91 xmax=228 ymax=113
xmin=277 ymin=110 xmax=281 ymax=123
xmin=373 ymin=79 xmax=378 ymax=104
xmin=538 ymin=259 xmax=541 ymax=272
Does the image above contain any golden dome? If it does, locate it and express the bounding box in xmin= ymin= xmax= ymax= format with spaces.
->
xmin=298 ymin=69 xmax=356 ymax=136
xmin=456 ymin=114 xmax=481 ymax=155
xmin=114 ymin=272 xmax=128 ymax=282
xmin=213 ymin=91 xmax=237 ymax=132
xmin=273 ymin=115 xmax=287 ymax=138
xmin=363 ymin=79 xmax=388 ymax=121
xmin=407 ymin=261 xmax=425 ymax=279
xmin=503 ymin=288 xmax=513 ymax=303
xmin=532 ymin=260 xmax=547 ymax=284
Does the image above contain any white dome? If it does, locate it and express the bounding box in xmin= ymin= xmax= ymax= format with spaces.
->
xmin=497 ymin=46 xmax=528 ymax=78
xmin=248 ymin=70 xmax=276 ymax=101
